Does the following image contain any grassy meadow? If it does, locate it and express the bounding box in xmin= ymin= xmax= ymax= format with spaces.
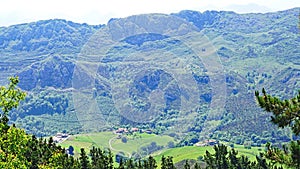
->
xmin=59 ymin=131 xmax=265 ymax=164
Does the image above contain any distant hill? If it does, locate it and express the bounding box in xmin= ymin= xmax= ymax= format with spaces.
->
xmin=0 ymin=8 xmax=299 ymax=145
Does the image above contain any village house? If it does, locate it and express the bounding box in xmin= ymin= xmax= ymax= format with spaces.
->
xmin=143 ymin=129 xmax=153 ymax=134
xmin=130 ymin=127 xmax=139 ymax=132
xmin=194 ymin=139 xmax=219 ymax=147
xmin=53 ymin=133 xmax=69 ymax=143
xmin=115 ymin=128 xmax=128 ymax=134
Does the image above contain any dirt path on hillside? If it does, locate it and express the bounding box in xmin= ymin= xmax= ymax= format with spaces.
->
xmin=108 ymin=136 xmax=131 ymax=158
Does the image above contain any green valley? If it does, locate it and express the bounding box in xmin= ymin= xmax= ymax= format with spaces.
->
xmin=0 ymin=7 xmax=299 ymax=168
xmin=58 ymin=131 xmax=265 ymax=167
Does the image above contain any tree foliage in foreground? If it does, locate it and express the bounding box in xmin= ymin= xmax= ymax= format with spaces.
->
xmin=255 ymin=89 xmax=300 ymax=135
xmin=0 ymin=77 xmax=26 ymax=126
xmin=203 ymin=144 xmax=284 ymax=169
xmin=256 ymin=89 xmax=300 ymax=168
xmin=0 ymin=77 xmax=79 ymax=168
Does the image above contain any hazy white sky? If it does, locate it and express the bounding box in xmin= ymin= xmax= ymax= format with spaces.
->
xmin=0 ymin=0 xmax=299 ymax=27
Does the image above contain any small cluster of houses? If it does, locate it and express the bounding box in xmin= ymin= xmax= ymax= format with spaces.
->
xmin=114 ymin=127 xmax=153 ymax=134
xmin=53 ymin=133 xmax=69 ymax=143
xmin=194 ymin=139 xmax=219 ymax=147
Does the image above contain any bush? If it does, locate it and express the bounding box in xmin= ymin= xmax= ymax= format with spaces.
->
xmin=167 ymin=141 xmax=175 ymax=148
xmin=121 ymin=137 xmax=127 ymax=143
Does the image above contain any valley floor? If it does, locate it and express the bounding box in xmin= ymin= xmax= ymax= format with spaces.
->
xmin=59 ymin=131 xmax=264 ymax=165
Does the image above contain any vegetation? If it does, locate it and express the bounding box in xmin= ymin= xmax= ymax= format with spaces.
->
xmin=0 ymin=77 xmax=173 ymax=168
xmin=0 ymin=77 xmax=77 ymax=168
xmin=256 ymin=89 xmax=300 ymax=135
xmin=256 ymin=89 xmax=300 ymax=168
xmin=59 ymin=132 xmax=175 ymax=159
xmin=0 ymin=7 xmax=299 ymax=169
xmin=203 ymin=144 xmax=274 ymax=169
xmin=0 ymin=77 xmax=26 ymax=118
xmin=0 ymin=8 xmax=298 ymax=145
xmin=0 ymin=77 xmax=291 ymax=168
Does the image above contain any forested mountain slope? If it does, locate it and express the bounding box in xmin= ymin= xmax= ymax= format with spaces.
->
xmin=0 ymin=8 xmax=299 ymax=145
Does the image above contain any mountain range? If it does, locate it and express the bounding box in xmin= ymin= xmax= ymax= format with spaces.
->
xmin=0 ymin=8 xmax=299 ymax=145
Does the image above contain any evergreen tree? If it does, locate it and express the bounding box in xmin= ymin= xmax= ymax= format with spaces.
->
xmin=239 ymin=155 xmax=251 ymax=169
xmin=255 ymin=89 xmax=300 ymax=135
xmin=148 ymin=156 xmax=157 ymax=169
xmin=204 ymin=144 xmax=230 ymax=169
xmin=107 ymin=149 xmax=114 ymax=169
xmin=290 ymin=141 xmax=300 ymax=168
xmin=137 ymin=159 xmax=143 ymax=169
xmin=79 ymin=148 xmax=90 ymax=169
xmin=161 ymin=155 xmax=167 ymax=169
xmin=203 ymin=144 xmax=283 ymax=169
xmin=255 ymin=154 xmax=275 ymax=169
xmin=118 ymin=158 xmax=125 ymax=169
xmin=161 ymin=156 xmax=176 ymax=169
xmin=194 ymin=162 xmax=201 ymax=169
xmin=124 ymin=158 xmax=135 ymax=168
xmin=215 ymin=144 xmax=229 ymax=169
xmin=228 ymin=148 xmax=239 ymax=168
xmin=256 ymin=89 xmax=300 ymax=168
xmin=204 ymin=150 xmax=216 ymax=169
xmin=184 ymin=160 xmax=190 ymax=169
xmin=90 ymin=146 xmax=97 ymax=168
xmin=89 ymin=147 xmax=114 ymax=169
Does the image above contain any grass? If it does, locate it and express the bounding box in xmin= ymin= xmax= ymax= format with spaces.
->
xmin=153 ymin=146 xmax=214 ymax=166
xmin=59 ymin=131 xmax=116 ymax=157
xmin=60 ymin=132 xmax=287 ymax=168
xmin=59 ymin=132 xmax=175 ymax=157
xmin=111 ymin=133 xmax=175 ymax=155
xmin=59 ymin=131 xmax=264 ymax=167
xmin=152 ymin=142 xmax=264 ymax=167
xmin=223 ymin=143 xmax=263 ymax=161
